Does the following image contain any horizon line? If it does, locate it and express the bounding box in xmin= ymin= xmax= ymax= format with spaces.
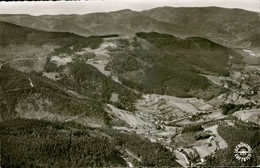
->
xmin=0 ymin=5 xmax=258 ymax=16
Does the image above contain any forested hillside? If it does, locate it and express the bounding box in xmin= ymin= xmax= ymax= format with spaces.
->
xmin=136 ymin=32 xmax=241 ymax=75
xmin=0 ymin=118 xmax=180 ymax=167
xmin=0 ymin=21 xmax=102 ymax=49
xmin=0 ymin=62 xmax=139 ymax=125
xmin=0 ymin=21 xmax=140 ymax=124
xmin=106 ymin=32 xmax=242 ymax=100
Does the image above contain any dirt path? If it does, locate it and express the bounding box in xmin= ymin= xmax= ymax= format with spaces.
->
xmin=35 ymin=76 xmax=102 ymax=101
xmin=0 ymin=57 xmax=47 ymax=69
xmin=125 ymin=149 xmax=142 ymax=162
xmin=64 ymin=113 xmax=86 ymax=122
xmin=173 ymin=150 xmax=189 ymax=167
xmin=122 ymin=157 xmax=134 ymax=167
xmin=28 ymin=78 xmax=34 ymax=87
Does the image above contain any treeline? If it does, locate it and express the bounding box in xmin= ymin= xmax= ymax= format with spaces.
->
xmin=182 ymin=124 xmax=203 ymax=133
xmin=220 ymin=102 xmax=257 ymax=115
xmin=180 ymin=124 xmax=210 ymax=141
xmin=194 ymin=131 xmax=211 ymax=140
xmin=90 ymin=34 xmax=119 ymax=38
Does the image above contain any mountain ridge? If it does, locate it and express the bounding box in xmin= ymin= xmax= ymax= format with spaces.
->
xmin=0 ymin=6 xmax=258 ymax=49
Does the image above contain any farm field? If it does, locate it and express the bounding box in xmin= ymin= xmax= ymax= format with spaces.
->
xmin=233 ymin=109 xmax=260 ymax=125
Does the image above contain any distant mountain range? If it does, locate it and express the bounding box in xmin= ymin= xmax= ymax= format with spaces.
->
xmin=0 ymin=7 xmax=259 ymax=49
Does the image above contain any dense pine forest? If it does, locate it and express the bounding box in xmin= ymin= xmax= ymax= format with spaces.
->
xmin=0 ymin=118 xmax=180 ymax=167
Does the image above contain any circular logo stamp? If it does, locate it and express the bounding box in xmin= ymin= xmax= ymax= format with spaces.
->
xmin=234 ymin=142 xmax=252 ymax=162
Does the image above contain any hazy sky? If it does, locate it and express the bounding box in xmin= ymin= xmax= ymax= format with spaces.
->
xmin=0 ymin=0 xmax=258 ymax=15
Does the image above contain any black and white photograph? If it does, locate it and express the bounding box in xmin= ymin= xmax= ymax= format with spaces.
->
xmin=0 ymin=0 xmax=259 ymax=167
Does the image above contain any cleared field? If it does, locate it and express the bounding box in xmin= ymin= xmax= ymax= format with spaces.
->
xmin=174 ymin=124 xmax=227 ymax=160
xmin=50 ymin=56 xmax=72 ymax=66
xmin=175 ymin=119 xmax=193 ymax=125
xmin=107 ymin=104 xmax=152 ymax=128
xmin=239 ymin=48 xmax=260 ymax=65
xmin=205 ymin=125 xmax=228 ymax=149
xmin=110 ymin=92 xmax=119 ymax=102
xmin=207 ymin=111 xmax=226 ymax=120
xmin=87 ymin=60 xmax=110 ymax=76
xmin=162 ymin=95 xmax=199 ymax=114
xmin=154 ymin=127 xmax=176 ymax=137
xmin=174 ymin=150 xmax=189 ymax=167
xmin=233 ymin=109 xmax=260 ymax=125
xmin=83 ymin=41 xmax=116 ymax=58
xmin=188 ymin=98 xmax=213 ymax=111
xmin=193 ymin=138 xmax=217 ymax=157
xmin=137 ymin=94 xmax=203 ymax=115
xmin=43 ymin=72 xmax=60 ymax=80
xmin=202 ymin=74 xmax=222 ymax=86
xmin=208 ymin=92 xmax=251 ymax=106
xmin=84 ymin=41 xmax=122 ymax=84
